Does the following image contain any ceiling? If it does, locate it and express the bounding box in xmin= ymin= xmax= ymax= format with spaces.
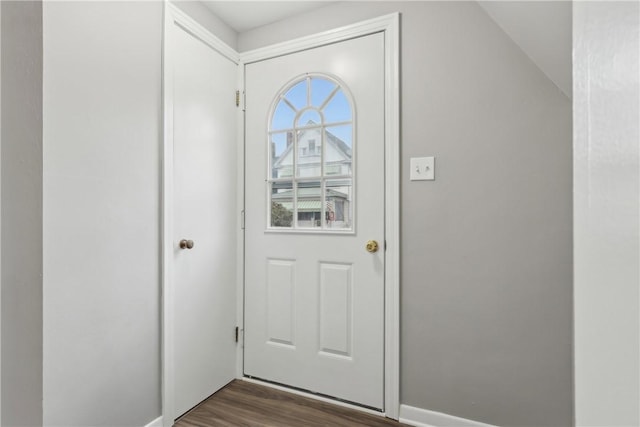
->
xmin=202 ymin=0 xmax=571 ymax=98
xmin=202 ymin=1 xmax=334 ymax=33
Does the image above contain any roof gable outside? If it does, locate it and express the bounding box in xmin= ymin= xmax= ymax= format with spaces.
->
xmin=272 ymin=121 xmax=352 ymax=178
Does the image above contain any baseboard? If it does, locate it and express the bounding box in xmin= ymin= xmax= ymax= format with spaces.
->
xmin=143 ymin=416 xmax=163 ymax=427
xmin=399 ymin=404 xmax=497 ymax=427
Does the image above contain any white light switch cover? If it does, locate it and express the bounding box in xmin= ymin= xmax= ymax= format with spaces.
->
xmin=410 ymin=156 xmax=435 ymax=181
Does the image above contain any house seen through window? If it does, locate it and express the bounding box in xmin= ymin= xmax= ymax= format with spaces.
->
xmin=269 ymin=75 xmax=354 ymax=230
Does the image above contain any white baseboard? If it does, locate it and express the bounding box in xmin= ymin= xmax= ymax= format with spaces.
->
xmin=399 ymin=404 xmax=497 ymax=427
xmin=143 ymin=416 xmax=163 ymax=427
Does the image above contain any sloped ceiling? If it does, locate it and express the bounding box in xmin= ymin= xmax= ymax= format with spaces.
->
xmin=201 ymin=1 xmax=572 ymax=99
xmin=478 ymin=1 xmax=572 ymax=98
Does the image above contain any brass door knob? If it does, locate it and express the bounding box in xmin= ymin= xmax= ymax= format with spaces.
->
xmin=179 ymin=239 xmax=194 ymax=249
xmin=365 ymin=240 xmax=379 ymax=253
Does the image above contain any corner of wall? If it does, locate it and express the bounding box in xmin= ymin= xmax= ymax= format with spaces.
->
xmin=0 ymin=1 xmax=44 ymax=425
xmin=573 ymin=2 xmax=640 ymax=425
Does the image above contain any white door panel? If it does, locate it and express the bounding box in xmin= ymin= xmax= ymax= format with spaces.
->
xmin=172 ymin=25 xmax=237 ymax=418
xmin=244 ymin=33 xmax=385 ymax=409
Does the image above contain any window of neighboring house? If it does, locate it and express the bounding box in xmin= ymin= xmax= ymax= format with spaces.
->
xmin=268 ymin=75 xmax=354 ymax=231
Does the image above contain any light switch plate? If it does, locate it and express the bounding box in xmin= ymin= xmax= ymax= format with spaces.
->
xmin=410 ymin=156 xmax=435 ymax=181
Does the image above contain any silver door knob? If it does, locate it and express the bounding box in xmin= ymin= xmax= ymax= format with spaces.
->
xmin=179 ymin=239 xmax=194 ymax=249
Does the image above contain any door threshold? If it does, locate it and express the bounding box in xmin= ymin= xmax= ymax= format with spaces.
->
xmin=241 ymin=376 xmax=386 ymax=418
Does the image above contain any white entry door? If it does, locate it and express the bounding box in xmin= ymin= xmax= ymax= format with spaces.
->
xmin=244 ymin=33 xmax=385 ymax=409
xmin=171 ymin=22 xmax=238 ymax=418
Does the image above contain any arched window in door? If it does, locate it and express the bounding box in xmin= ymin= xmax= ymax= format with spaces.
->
xmin=268 ymin=74 xmax=355 ymax=231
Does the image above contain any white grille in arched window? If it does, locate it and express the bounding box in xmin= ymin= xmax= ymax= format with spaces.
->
xmin=268 ymin=74 xmax=354 ymax=231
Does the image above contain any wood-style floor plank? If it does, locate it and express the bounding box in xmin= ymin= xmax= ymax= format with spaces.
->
xmin=175 ymin=380 xmax=408 ymax=427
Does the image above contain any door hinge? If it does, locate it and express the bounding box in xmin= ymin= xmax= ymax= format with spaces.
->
xmin=235 ymin=90 xmax=240 ymax=107
xmin=235 ymin=326 xmax=239 ymax=342
xmin=241 ymin=210 xmax=245 ymax=229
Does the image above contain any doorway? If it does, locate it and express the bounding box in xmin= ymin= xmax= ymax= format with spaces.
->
xmin=240 ymin=14 xmax=400 ymax=417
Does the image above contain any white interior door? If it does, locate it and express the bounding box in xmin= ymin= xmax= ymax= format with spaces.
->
xmin=244 ymin=33 xmax=385 ymax=409
xmin=171 ymin=23 xmax=238 ymax=418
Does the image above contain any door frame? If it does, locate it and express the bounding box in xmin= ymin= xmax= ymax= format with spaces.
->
xmin=161 ymin=3 xmax=240 ymax=425
xmin=238 ymin=13 xmax=401 ymax=420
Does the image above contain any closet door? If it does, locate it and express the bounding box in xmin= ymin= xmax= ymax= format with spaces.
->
xmin=168 ymin=13 xmax=238 ymax=419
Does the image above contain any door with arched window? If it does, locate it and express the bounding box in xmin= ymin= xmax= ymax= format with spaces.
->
xmin=244 ymin=32 xmax=385 ymax=409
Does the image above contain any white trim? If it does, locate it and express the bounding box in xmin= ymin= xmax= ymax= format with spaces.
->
xmin=161 ymin=2 xmax=175 ymax=425
xmin=235 ymin=51 xmax=246 ymax=381
xmin=143 ymin=416 xmax=163 ymax=427
xmin=243 ymin=378 xmax=386 ymax=418
xmin=238 ymin=13 xmax=401 ymax=420
xmin=240 ymin=13 xmax=399 ymax=65
xmin=0 ymin=1 xmax=3 ymax=421
xmin=382 ymin=13 xmax=401 ymax=420
xmin=399 ymin=405 xmax=498 ymax=427
xmin=165 ymin=3 xmax=239 ymax=64
xmin=161 ymin=2 xmax=239 ymax=426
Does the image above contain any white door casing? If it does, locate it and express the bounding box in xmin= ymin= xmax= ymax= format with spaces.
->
xmin=243 ymin=26 xmax=397 ymax=412
xmin=238 ymin=17 xmax=399 ymax=418
xmin=162 ymin=4 xmax=239 ymax=423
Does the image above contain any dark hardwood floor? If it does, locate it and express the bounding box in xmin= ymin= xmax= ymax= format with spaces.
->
xmin=175 ymin=380 xmax=408 ymax=427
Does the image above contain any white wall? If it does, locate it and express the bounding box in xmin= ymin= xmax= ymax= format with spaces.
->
xmin=573 ymin=2 xmax=640 ymax=426
xmin=42 ymin=2 xmax=237 ymax=425
xmin=43 ymin=2 xmax=162 ymax=425
xmin=1 ymin=2 xmax=44 ymax=425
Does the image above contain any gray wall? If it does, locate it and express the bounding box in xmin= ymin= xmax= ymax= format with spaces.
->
xmin=9 ymin=1 xmax=573 ymax=425
xmin=573 ymin=2 xmax=639 ymax=425
xmin=239 ymin=3 xmax=573 ymax=426
xmin=1 ymin=1 xmax=44 ymax=425
xmin=42 ymin=2 xmax=162 ymax=425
